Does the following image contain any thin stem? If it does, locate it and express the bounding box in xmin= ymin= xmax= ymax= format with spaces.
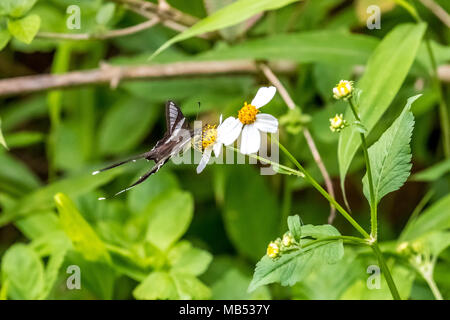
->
xmin=226 ymin=145 xmax=305 ymax=178
xmin=37 ymin=17 xmax=160 ymax=40
xmin=275 ymin=138 xmax=371 ymax=239
xmin=396 ymin=0 xmax=450 ymax=158
xmin=259 ymin=63 xmax=337 ymax=223
xmin=423 ymin=273 xmax=443 ymax=300
xmin=348 ymin=99 xmax=378 ymax=239
xmin=371 ymin=243 xmax=401 ymax=300
xmin=425 ymin=37 xmax=450 ymax=158
xmin=301 ymin=235 xmax=369 ymax=249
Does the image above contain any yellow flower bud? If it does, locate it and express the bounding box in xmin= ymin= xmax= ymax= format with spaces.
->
xmin=282 ymin=233 xmax=294 ymax=247
xmin=333 ymin=80 xmax=353 ymax=100
xmin=329 ymin=114 xmax=347 ymax=132
xmin=266 ymin=241 xmax=280 ymax=259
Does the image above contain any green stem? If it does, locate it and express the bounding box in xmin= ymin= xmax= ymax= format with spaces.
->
xmin=226 ymin=146 xmax=305 ymax=178
xmin=423 ymin=273 xmax=443 ymax=300
xmin=425 ymin=36 xmax=450 ymax=158
xmin=275 ymin=138 xmax=371 ymax=239
xmin=396 ymin=0 xmax=450 ymax=157
xmin=301 ymin=235 xmax=369 ymax=249
xmin=348 ymin=99 xmax=378 ymax=239
xmin=371 ymin=243 xmax=401 ymax=300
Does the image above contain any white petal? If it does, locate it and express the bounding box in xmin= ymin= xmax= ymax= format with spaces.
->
xmin=251 ymin=86 xmax=276 ymax=108
xmin=213 ymin=141 xmax=222 ymax=157
xmin=219 ymin=114 xmax=223 ymax=125
xmin=217 ymin=117 xmax=243 ymax=145
xmin=254 ymin=113 xmax=278 ymax=133
xmin=196 ymin=148 xmax=212 ymax=174
xmin=240 ymin=124 xmax=261 ymax=155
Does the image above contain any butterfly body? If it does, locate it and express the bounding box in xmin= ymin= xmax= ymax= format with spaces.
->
xmin=94 ymin=101 xmax=194 ymax=198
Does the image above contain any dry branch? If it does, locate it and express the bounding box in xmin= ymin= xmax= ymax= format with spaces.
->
xmin=0 ymin=60 xmax=296 ymax=97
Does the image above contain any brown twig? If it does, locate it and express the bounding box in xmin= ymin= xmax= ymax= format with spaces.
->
xmin=111 ymin=0 xmax=199 ymax=27
xmin=419 ymin=0 xmax=450 ymax=28
xmin=122 ymin=2 xmax=215 ymax=40
xmin=0 ymin=60 xmax=296 ymax=97
xmin=37 ymin=17 xmax=160 ymax=40
xmin=259 ymin=63 xmax=337 ymax=223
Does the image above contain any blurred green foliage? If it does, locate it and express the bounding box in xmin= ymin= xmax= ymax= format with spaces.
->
xmin=0 ymin=0 xmax=449 ymax=300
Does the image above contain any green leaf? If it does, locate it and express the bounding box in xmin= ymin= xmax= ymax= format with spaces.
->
xmin=151 ymin=0 xmax=302 ymax=58
xmin=170 ymin=271 xmax=211 ymax=300
xmin=145 ymin=190 xmax=194 ymax=251
xmin=0 ymin=169 xmax=120 ymax=226
xmin=39 ymin=248 xmax=68 ymax=299
xmin=223 ymin=166 xmax=279 ymax=261
xmin=168 ymin=241 xmax=213 ymax=276
xmin=55 ymin=193 xmax=110 ymax=262
xmin=98 ymin=98 xmax=160 ymax=155
xmin=341 ymin=264 xmax=415 ymax=300
xmin=0 ymin=29 xmax=11 ymax=51
xmin=0 ymin=118 xmax=8 ymax=150
xmin=410 ymin=159 xmax=450 ymax=182
xmin=127 ymin=170 xmax=179 ymax=214
xmin=7 ymin=14 xmax=41 ymax=44
xmin=400 ymin=194 xmax=450 ymax=240
xmin=0 ymin=0 xmax=37 ymax=18
xmin=212 ymin=268 xmax=271 ymax=300
xmin=1 ymin=244 xmax=44 ymax=300
xmin=133 ymin=271 xmax=178 ymax=300
xmin=362 ymin=95 xmax=419 ymax=205
xmin=96 ymin=3 xmax=116 ymax=26
xmin=249 ymin=224 xmax=344 ymax=292
xmin=199 ymin=31 xmax=378 ymax=65
xmin=287 ymin=215 xmax=302 ymax=242
xmin=338 ymin=23 xmax=426 ymax=199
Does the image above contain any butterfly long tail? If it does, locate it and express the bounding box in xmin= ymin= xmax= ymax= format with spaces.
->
xmin=92 ymin=150 xmax=156 ymax=175
xmin=98 ymin=158 xmax=168 ymax=200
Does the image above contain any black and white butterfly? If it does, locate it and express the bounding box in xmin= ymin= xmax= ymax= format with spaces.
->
xmin=93 ymin=101 xmax=194 ymax=199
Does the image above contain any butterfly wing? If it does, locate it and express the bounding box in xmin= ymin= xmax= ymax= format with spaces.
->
xmin=166 ymin=100 xmax=190 ymax=134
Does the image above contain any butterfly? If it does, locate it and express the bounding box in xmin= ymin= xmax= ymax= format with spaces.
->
xmin=93 ymin=101 xmax=195 ymax=199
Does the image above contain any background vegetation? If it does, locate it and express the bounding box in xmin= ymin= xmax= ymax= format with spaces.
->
xmin=0 ymin=0 xmax=449 ymax=300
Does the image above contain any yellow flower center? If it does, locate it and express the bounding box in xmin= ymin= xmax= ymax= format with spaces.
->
xmin=331 ymin=115 xmax=343 ymax=128
xmin=266 ymin=242 xmax=279 ymax=258
xmin=194 ymin=124 xmax=217 ymax=151
xmin=238 ymin=102 xmax=259 ymax=125
xmin=334 ymin=80 xmax=353 ymax=98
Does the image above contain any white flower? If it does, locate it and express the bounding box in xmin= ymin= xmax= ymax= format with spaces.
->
xmin=196 ymin=115 xmax=224 ymax=174
xmin=218 ymin=86 xmax=278 ymax=155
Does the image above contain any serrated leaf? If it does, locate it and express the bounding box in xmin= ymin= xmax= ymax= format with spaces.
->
xmin=0 ymin=0 xmax=37 ymax=18
xmin=362 ymin=95 xmax=419 ymax=205
xmin=287 ymin=215 xmax=302 ymax=242
xmin=249 ymin=224 xmax=344 ymax=292
xmin=338 ymin=23 xmax=426 ymax=201
xmin=151 ymin=0 xmax=301 ymax=58
xmin=7 ymin=14 xmax=41 ymax=44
